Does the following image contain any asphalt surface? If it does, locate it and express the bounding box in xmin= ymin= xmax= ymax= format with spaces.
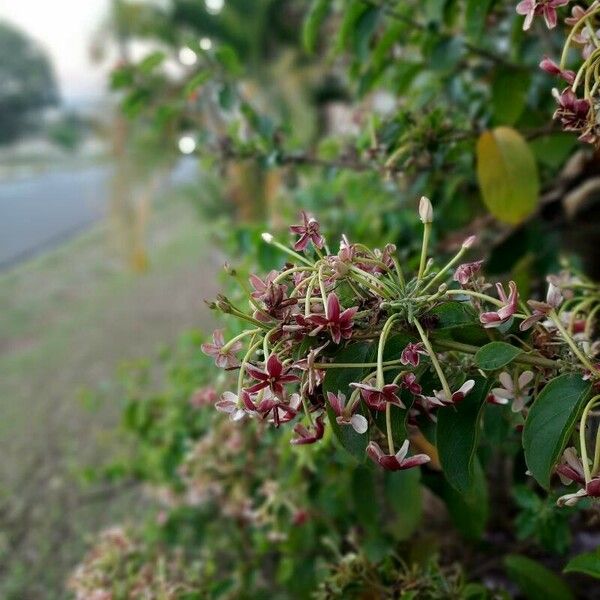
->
xmin=0 ymin=159 xmax=196 ymax=269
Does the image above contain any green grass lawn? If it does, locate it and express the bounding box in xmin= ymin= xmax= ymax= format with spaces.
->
xmin=0 ymin=192 xmax=220 ymax=598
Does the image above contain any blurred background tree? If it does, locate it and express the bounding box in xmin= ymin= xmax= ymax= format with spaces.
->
xmin=0 ymin=21 xmax=58 ymax=144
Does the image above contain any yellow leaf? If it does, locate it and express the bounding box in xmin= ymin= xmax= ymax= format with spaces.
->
xmin=476 ymin=127 xmax=539 ymax=225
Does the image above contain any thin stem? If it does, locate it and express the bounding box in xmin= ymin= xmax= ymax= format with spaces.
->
xmin=273 ymin=266 xmax=315 ymax=284
xmin=349 ymin=265 xmax=395 ymax=298
xmin=222 ymin=328 xmax=261 ymax=352
xmin=445 ymin=288 xmax=504 ymax=307
xmin=391 ymin=256 xmax=405 ymax=289
xmin=318 ymin=264 xmax=328 ymax=307
xmin=422 ymin=246 xmax=468 ymax=293
xmin=300 ymin=372 xmax=314 ymax=427
xmin=237 ymin=338 xmax=261 ymax=397
xmin=314 ymin=359 xmax=403 ymax=369
xmin=550 ymin=310 xmax=596 ymax=373
xmin=262 ymin=235 xmax=314 ymax=266
xmin=592 ymin=423 xmax=600 ymax=477
xmin=304 ymin=274 xmax=317 ymax=317
xmin=579 ymin=395 xmax=600 ymax=482
xmin=417 ymin=223 xmax=431 ymax=280
xmin=386 ymin=402 xmax=394 ymax=455
xmin=413 ymin=318 xmax=451 ymax=399
xmin=377 ymin=315 xmax=399 ymax=388
xmin=433 ymin=338 xmax=558 ymax=369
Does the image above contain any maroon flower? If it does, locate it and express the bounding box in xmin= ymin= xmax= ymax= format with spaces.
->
xmin=516 ymin=0 xmax=570 ymax=31
xmin=552 ymin=88 xmax=591 ymax=134
xmin=291 ymin=414 xmax=325 ymax=445
xmin=539 ymin=57 xmax=576 ymax=84
xmin=290 ymin=211 xmax=324 ymax=252
xmin=201 ymin=329 xmax=242 ymax=368
xmin=295 ymin=343 xmax=328 ymax=394
xmin=565 ymin=4 xmax=589 ymax=25
xmin=556 ymin=447 xmax=600 ymax=506
xmin=400 ymin=342 xmax=426 ymax=367
xmin=251 ymin=274 xmax=297 ymax=322
xmin=245 ymin=354 xmax=300 ymax=396
xmin=367 ymin=439 xmax=431 ymax=471
xmin=350 ymin=381 xmax=405 ymax=411
xmin=307 ymin=292 xmax=358 ymax=344
xmin=453 ymin=260 xmax=484 ymax=286
xmin=401 ymin=372 xmax=422 ymax=395
xmin=243 ymin=389 xmax=301 ymax=426
xmin=424 ymin=380 xmax=475 ymax=407
xmin=215 ymin=391 xmax=247 ymax=421
xmin=480 ymin=281 xmax=519 ymax=329
xmin=327 ymin=391 xmax=368 ymax=433
xmin=520 ymin=281 xmax=563 ymax=330
xmin=249 ymin=270 xmax=278 ymax=299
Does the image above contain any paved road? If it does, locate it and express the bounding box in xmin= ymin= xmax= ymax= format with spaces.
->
xmin=0 ymin=159 xmax=197 ymax=269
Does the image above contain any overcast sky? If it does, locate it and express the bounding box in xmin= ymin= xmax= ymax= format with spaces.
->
xmin=0 ymin=0 xmax=110 ymax=105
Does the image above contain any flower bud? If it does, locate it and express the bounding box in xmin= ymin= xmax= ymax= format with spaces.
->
xmin=419 ymin=196 xmax=433 ymax=224
xmin=223 ymin=262 xmax=237 ymax=276
xmin=462 ymin=235 xmax=476 ymax=249
xmin=261 ymin=232 xmax=274 ymax=243
xmin=546 ymin=281 xmax=563 ymax=308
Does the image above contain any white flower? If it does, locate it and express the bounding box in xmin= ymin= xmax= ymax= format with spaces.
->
xmin=491 ymin=371 xmax=534 ymax=412
xmin=215 ymin=391 xmax=246 ymax=421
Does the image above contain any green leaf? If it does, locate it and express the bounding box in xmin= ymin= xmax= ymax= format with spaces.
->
xmin=336 ymin=1 xmax=368 ymax=52
xmin=437 ymin=377 xmax=491 ymax=494
xmin=183 ymin=71 xmax=210 ymax=97
xmin=439 ymin=458 xmax=489 ymax=540
xmin=476 ymin=127 xmax=539 ymax=225
xmin=111 ymin=66 xmax=135 ymax=89
xmin=122 ymin=88 xmax=151 ymax=118
xmin=505 ymin=555 xmax=574 ymax=600
xmin=475 ymin=342 xmax=523 ymax=371
xmin=430 ymin=302 xmax=478 ymax=330
xmin=465 ymin=0 xmax=492 ymax=42
xmin=138 ymin=50 xmax=165 ymax=74
xmin=214 ymin=45 xmax=242 ymax=76
xmin=303 ymin=0 xmax=329 ymax=54
xmin=384 ymin=468 xmax=422 ymax=540
xmin=323 ymin=342 xmax=375 ymax=461
xmin=564 ymin=549 xmax=600 ymax=579
xmin=352 ymin=466 xmax=378 ymax=527
xmin=430 ymin=36 xmax=464 ymax=73
xmin=523 ymin=374 xmax=592 ymax=489
xmin=530 ymin=133 xmax=578 ymax=169
xmin=492 ymin=68 xmax=531 ymax=126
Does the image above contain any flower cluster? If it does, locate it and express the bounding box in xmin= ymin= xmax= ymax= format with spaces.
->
xmin=68 ymin=527 xmax=204 ymax=599
xmin=204 ymin=202 xmax=600 ymax=499
xmin=523 ymin=1 xmax=600 ymax=144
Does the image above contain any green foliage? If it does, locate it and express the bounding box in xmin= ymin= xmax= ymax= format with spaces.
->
xmin=0 ymin=20 xmax=58 ymax=143
xmin=504 ymin=554 xmax=574 ymax=600
xmin=523 ymin=375 xmax=592 ymax=490
xmin=437 ymin=377 xmax=491 ymax=494
xmin=315 ymin=552 xmax=500 ymax=600
xmin=564 ymin=549 xmax=600 ymax=579
xmin=513 ymin=486 xmax=575 ymax=554
xmin=475 ymin=342 xmax=523 ymax=371
xmin=323 ymin=342 xmax=374 ymax=460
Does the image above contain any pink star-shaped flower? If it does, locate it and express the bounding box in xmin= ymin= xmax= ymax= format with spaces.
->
xmin=289 ymin=211 xmax=324 ymax=252
xmin=201 ymin=329 xmax=242 ymax=369
xmin=516 ymin=0 xmax=570 ymax=31
xmin=350 ymin=381 xmax=404 ymax=412
xmin=245 ymin=354 xmax=299 ymax=396
xmin=367 ymin=439 xmax=431 ymax=471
